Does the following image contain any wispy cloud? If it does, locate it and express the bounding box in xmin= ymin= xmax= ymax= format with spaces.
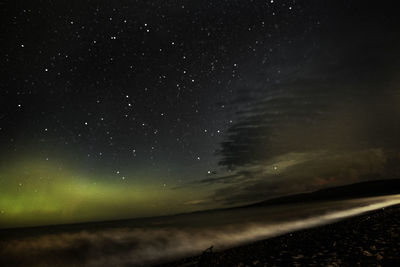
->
xmin=205 ymin=14 xmax=400 ymax=206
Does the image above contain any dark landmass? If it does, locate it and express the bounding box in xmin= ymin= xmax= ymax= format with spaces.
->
xmin=246 ymin=178 xmax=400 ymax=208
xmin=157 ymin=204 xmax=400 ymax=267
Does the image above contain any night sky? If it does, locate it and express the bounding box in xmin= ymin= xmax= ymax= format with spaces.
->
xmin=1 ymin=0 xmax=400 ymax=227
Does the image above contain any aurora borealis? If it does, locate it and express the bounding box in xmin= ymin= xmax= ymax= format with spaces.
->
xmin=1 ymin=0 xmax=400 ymax=228
xmin=0 ymin=158 xmax=211 ymax=228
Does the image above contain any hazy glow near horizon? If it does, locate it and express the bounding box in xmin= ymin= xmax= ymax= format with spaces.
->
xmin=0 ymin=158 xmax=208 ymax=228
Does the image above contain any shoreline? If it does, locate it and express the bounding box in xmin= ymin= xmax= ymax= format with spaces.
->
xmin=157 ymin=204 xmax=400 ymax=266
xmin=1 ymin=201 xmax=399 ymax=266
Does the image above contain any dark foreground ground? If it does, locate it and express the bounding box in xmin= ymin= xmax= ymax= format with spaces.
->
xmin=158 ymin=205 xmax=400 ymax=267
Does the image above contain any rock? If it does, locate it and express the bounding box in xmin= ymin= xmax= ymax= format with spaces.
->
xmin=292 ymin=254 xmax=304 ymax=260
xmin=363 ymin=250 xmax=373 ymax=257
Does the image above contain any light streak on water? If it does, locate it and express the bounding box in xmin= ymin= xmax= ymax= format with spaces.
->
xmin=2 ymin=195 xmax=400 ymax=266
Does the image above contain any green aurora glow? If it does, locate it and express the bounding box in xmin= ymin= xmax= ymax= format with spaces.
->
xmin=0 ymin=157 xmax=211 ymax=228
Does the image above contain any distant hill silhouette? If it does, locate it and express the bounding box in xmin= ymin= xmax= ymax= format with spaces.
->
xmin=247 ymin=179 xmax=400 ymax=208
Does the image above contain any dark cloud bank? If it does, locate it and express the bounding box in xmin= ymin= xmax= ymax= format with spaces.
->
xmin=205 ymin=2 xmax=400 ymax=205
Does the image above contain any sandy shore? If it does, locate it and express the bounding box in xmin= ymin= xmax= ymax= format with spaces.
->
xmin=157 ymin=204 xmax=400 ymax=266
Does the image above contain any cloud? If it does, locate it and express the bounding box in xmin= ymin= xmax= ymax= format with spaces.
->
xmin=205 ymin=10 xmax=400 ymax=206
xmin=210 ymin=149 xmax=393 ymax=206
xmin=183 ymin=199 xmax=210 ymax=205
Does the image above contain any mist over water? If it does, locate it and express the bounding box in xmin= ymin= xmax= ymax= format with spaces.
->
xmin=2 ymin=195 xmax=400 ymax=266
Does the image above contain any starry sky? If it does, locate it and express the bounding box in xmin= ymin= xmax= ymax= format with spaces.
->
xmin=1 ymin=0 xmax=400 ymax=227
